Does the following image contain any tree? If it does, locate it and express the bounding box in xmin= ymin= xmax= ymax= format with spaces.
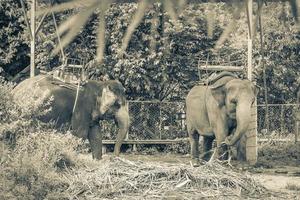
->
xmin=83 ymin=3 xmax=246 ymax=101
xmin=41 ymin=0 xmax=299 ymax=63
xmin=253 ymin=3 xmax=300 ymax=104
xmin=0 ymin=0 xmax=29 ymax=77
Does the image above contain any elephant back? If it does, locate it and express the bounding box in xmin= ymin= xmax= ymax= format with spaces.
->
xmin=12 ymin=75 xmax=75 ymax=126
xmin=12 ymin=75 xmax=53 ymax=103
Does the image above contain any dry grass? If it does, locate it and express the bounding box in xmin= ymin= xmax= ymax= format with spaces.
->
xmin=62 ymin=156 xmax=269 ymax=200
xmin=285 ymin=182 xmax=300 ymax=191
xmin=257 ymin=132 xmax=300 ymax=168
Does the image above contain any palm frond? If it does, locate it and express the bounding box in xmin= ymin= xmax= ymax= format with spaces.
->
xmin=150 ymin=10 xmax=159 ymax=52
xmin=37 ymin=0 xmax=96 ymax=16
xmin=214 ymin=1 xmax=245 ymax=50
xmin=163 ymin=0 xmax=178 ymax=22
xmin=56 ymin=12 xmax=78 ymax=35
xmin=177 ymin=0 xmax=187 ymax=14
xmin=252 ymin=0 xmax=264 ymax=40
xmin=52 ymin=5 xmax=96 ymax=55
xmin=41 ymin=0 xmax=299 ymax=62
xmin=119 ymin=0 xmax=150 ymax=56
xmin=206 ymin=1 xmax=216 ymax=38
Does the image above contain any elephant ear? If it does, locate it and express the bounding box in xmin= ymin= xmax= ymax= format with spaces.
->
xmin=71 ymin=87 xmax=94 ymax=138
xmin=251 ymin=83 xmax=260 ymax=97
xmin=210 ymin=84 xmax=226 ymax=108
xmin=210 ymin=76 xmax=235 ymax=108
xmin=99 ymin=86 xmax=118 ymax=114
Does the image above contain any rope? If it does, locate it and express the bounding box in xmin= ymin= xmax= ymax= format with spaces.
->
xmin=198 ymin=145 xmax=232 ymax=161
xmin=51 ymin=11 xmax=65 ymax=62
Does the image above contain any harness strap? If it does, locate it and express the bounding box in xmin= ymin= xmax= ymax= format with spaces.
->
xmin=72 ymin=80 xmax=81 ymax=113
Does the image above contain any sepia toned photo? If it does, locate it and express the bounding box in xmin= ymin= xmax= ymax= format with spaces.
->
xmin=0 ymin=0 xmax=299 ymax=199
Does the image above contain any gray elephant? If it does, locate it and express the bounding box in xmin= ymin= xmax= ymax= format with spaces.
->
xmin=12 ymin=75 xmax=130 ymax=159
xmin=186 ymin=72 xmax=257 ymax=166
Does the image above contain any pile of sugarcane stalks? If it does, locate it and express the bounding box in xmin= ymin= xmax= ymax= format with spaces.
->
xmin=62 ymin=156 xmax=273 ymax=200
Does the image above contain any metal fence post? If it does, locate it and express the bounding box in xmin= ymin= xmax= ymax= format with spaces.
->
xmin=30 ymin=0 xmax=36 ymax=77
xmin=296 ymin=121 xmax=299 ymax=143
xmin=126 ymin=101 xmax=130 ymax=140
xmin=280 ymin=104 xmax=284 ymax=133
xmin=159 ymin=102 xmax=162 ymax=140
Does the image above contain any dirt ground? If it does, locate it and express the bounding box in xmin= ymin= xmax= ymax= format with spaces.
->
xmin=116 ymin=153 xmax=300 ymax=199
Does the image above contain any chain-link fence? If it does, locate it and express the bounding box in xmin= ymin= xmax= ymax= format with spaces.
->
xmin=101 ymin=101 xmax=300 ymax=141
xmin=257 ymin=104 xmax=300 ymax=135
xmin=128 ymin=101 xmax=186 ymax=140
xmin=101 ymin=101 xmax=186 ymax=140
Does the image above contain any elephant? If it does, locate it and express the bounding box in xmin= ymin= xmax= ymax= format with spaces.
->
xmin=12 ymin=74 xmax=130 ymax=160
xmin=186 ymin=71 xmax=257 ymax=166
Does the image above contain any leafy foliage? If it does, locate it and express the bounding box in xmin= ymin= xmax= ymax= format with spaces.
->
xmin=86 ymin=3 xmax=246 ymax=100
xmin=0 ymin=0 xmax=29 ymax=76
xmin=0 ymin=82 xmax=84 ymax=199
xmin=253 ymin=3 xmax=300 ymax=103
xmin=40 ymin=0 xmax=299 ymax=63
xmin=0 ymin=2 xmax=299 ymax=103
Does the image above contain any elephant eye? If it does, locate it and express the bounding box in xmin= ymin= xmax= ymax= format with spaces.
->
xmin=230 ymin=99 xmax=237 ymax=104
xmin=251 ymin=98 xmax=255 ymax=106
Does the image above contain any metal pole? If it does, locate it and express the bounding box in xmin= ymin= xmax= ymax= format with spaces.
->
xmin=296 ymin=121 xmax=299 ymax=143
xmin=159 ymin=103 xmax=162 ymax=140
xmin=258 ymin=7 xmax=270 ymax=132
xmin=246 ymin=0 xmax=257 ymax=165
xmin=247 ymin=0 xmax=253 ymax=81
xmin=30 ymin=0 xmax=36 ymax=77
xmin=35 ymin=12 xmax=48 ymax=37
xmin=297 ymin=93 xmax=300 ymax=143
xmin=280 ymin=104 xmax=284 ymax=133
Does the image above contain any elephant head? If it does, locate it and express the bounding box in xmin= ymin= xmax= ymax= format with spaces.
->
xmin=73 ymin=80 xmax=127 ymax=129
xmin=211 ymin=77 xmax=258 ymax=146
xmin=72 ymin=80 xmax=129 ymax=159
xmin=91 ymin=80 xmax=127 ymax=121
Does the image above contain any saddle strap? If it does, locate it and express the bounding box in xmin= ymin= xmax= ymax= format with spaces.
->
xmin=72 ymin=81 xmax=81 ymax=113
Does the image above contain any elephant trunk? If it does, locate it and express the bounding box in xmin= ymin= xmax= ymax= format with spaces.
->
xmin=227 ymin=99 xmax=252 ymax=146
xmin=114 ymin=103 xmax=130 ymax=156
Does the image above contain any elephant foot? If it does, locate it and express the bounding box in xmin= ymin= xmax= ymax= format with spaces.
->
xmin=214 ymin=143 xmax=229 ymax=160
xmin=201 ymin=151 xmax=213 ymax=162
xmin=190 ymin=158 xmax=201 ymax=167
xmin=92 ymin=152 xmax=102 ymax=160
xmin=113 ymin=150 xmax=120 ymax=157
xmin=93 ymin=155 xmax=102 ymax=160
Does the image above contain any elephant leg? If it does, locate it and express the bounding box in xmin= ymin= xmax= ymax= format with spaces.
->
xmin=189 ymin=130 xmax=200 ymax=166
xmin=88 ymin=125 xmax=102 ymax=160
xmin=214 ymin=127 xmax=229 ymax=160
xmin=201 ymin=136 xmax=214 ymax=161
xmin=114 ymin=105 xmax=130 ymax=156
xmin=236 ymin=134 xmax=247 ymax=161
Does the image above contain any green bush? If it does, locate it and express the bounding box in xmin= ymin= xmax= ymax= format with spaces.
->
xmin=0 ymin=82 xmax=86 ymax=199
xmin=0 ymin=132 xmax=81 ymax=200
